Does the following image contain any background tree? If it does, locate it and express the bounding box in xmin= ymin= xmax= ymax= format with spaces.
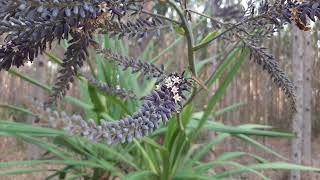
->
xmin=291 ymin=24 xmax=314 ymax=180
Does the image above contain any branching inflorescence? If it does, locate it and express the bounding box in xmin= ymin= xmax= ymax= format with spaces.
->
xmin=254 ymin=0 xmax=319 ymax=110
xmin=43 ymin=74 xmax=191 ymax=144
xmin=97 ymin=48 xmax=166 ymax=83
xmin=247 ymin=43 xmax=296 ymax=110
xmin=0 ymin=0 xmax=167 ymax=106
xmin=214 ymin=0 xmax=319 ymax=110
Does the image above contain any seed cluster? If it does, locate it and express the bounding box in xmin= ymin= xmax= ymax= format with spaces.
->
xmin=44 ymin=74 xmax=191 ymax=144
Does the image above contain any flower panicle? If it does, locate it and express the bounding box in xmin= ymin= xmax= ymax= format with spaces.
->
xmin=45 ymin=32 xmax=93 ymax=107
xmin=43 ymin=73 xmax=192 ymax=144
xmin=1 ymin=0 xmax=144 ymax=21
xmin=0 ymin=0 xmax=166 ymax=71
xmin=98 ymin=16 xmax=167 ymax=39
xmin=248 ymin=43 xmax=297 ymax=111
xmin=97 ymin=48 xmax=166 ymax=83
xmin=85 ymin=75 xmax=137 ymax=100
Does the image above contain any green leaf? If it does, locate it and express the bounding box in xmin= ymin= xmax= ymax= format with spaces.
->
xmin=194 ymin=48 xmax=249 ymax=137
xmin=0 ymin=160 xmax=104 ymax=169
xmin=133 ymin=140 xmax=158 ymax=174
xmin=206 ymin=122 xmax=293 ymax=137
xmin=143 ymin=137 xmax=167 ymax=153
xmin=215 ymin=151 xmax=268 ymax=163
xmin=66 ymin=173 xmax=89 ymax=180
xmin=0 ymin=120 xmax=66 ymax=136
xmin=195 ymin=58 xmax=214 ymax=74
xmin=150 ymin=38 xmax=182 ymax=63
xmin=213 ymin=102 xmax=245 ymax=117
xmin=235 ymin=134 xmax=287 ymax=160
xmin=45 ymin=52 xmax=63 ymax=65
xmin=203 ymin=161 xmax=269 ymax=180
xmin=189 ymin=133 xmax=229 ymax=165
xmin=170 ymin=133 xmax=190 ymax=177
xmin=181 ymin=104 xmax=193 ymax=128
xmin=206 ymin=47 xmax=241 ymax=89
xmin=64 ymin=96 xmax=94 ymax=110
xmin=193 ymin=31 xmax=218 ymax=51
xmin=0 ymin=168 xmax=50 ymax=176
xmin=8 ymin=69 xmax=51 ymax=92
xmin=86 ymin=81 xmax=106 ymax=116
xmin=16 ymin=135 xmax=71 ymax=159
xmin=174 ymin=173 xmax=212 ymax=180
xmin=173 ymin=24 xmax=185 ymax=36
xmin=123 ymin=171 xmax=156 ymax=180
xmin=0 ymin=104 xmax=35 ymax=116
xmin=214 ymin=162 xmax=320 ymax=179
xmin=92 ymin=142 xmax=138 ymax=170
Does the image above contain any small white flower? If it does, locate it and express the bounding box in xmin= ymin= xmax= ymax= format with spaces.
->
xmin=165 ymin=81 xmax=173 ymax=88
xmin=172 ymin=76 xmax=181 ymax=84
xmin=164 ymin=77 xmax=172 ymax=84
xmin=173 ymin=93 xmax=182 ymax=103
xmin=155 ymin=84 xmax=161 ymax=90
xmin=171 ymin=86 xmax=179 ymax=94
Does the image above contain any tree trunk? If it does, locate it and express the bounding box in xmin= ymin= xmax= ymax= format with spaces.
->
xmin=301 ymin=27 xmax=313 ymax=180
xmin=290 ymin=25 xmax=313 ymax=180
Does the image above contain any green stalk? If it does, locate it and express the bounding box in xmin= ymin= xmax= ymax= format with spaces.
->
xmin=8 ymin=70 xmax=51 ymax=92
xmin=192 ymin=14 xmax=266 ymax=51
xmin=167 ymin=0 xmax=198 ymax=120
xmin=0 ymin=104 xmax=36 ymax=116
xmin=168 ymin=0 xmax=197 ymax=77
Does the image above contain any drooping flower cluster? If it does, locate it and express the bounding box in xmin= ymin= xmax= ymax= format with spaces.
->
xmin=218 ymin=0 xmax=320 ymax=110
xmin=248 ymin=43 xmax=296 ymax=110
xmin=97 ymin=48 xmax=166 ymax=84
xmin=0 ymin=0 xmax=168 ymax=107
xmin=43 ymin=73 xmax=191 ymax=144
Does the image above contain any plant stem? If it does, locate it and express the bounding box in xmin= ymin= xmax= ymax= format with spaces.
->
xmin=168 ymin=0 xmax=197 ymax=77
xmin=177 ymin=114 xmax=184 ymax=131
xmin=192 ymin=14 xmax=267 ymax=51
xmin=168 ymin=0 xmax=198 ymax=113
xmin=186 ymin=9 xmax=227 ymax=26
